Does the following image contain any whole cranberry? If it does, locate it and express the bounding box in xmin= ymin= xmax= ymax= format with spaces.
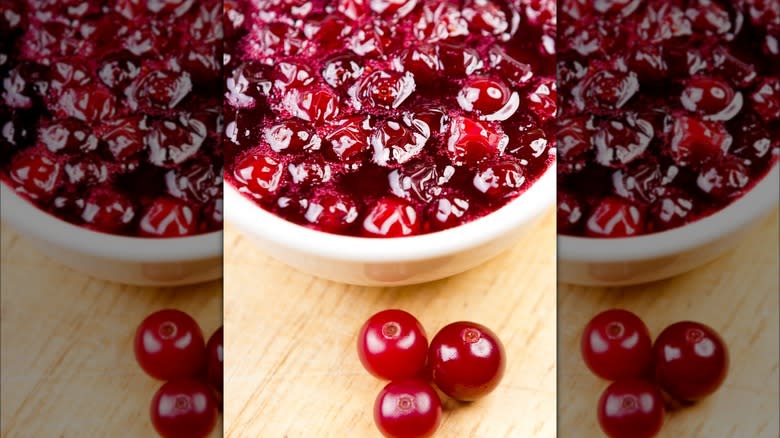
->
xmin=653 ymin=321 xmax=729 ymax=401
xmin=581 ymin=309 xmax=653 ymax=381
xmin=206 ymin=326 xmax=223 ymax=395
xmin=585 ymin=197 xmax=645 ymax=238
xmin=134 ymin=309 xmax=206 ymax=380
xmin=8 ymin=150 xmax=62 ymax=201
xmin=81 ymin=188 xmax=136 ymax=233
xmin=374 ymin=379 xmax=442 ymax=438
xmin=597 ymin=380 xmax=665 ymax=438
xmin=357 ymin=309 xmax=428 ymax=380
xmin=138 ymin=197 xmax=198 ymax=237
xmin=428 ymin=321 xmax=506 ymax=401
xmin=150 ymin=379 xmax=218 ymax=438
xmin=362 ymin=197 xmax=421 ymax=238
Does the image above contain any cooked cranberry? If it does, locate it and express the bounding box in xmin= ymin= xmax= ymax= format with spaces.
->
xmin=653 ymin=321 xmax=729 ymax=401
xmin=138 ymin=197 xmax=198 ymax=237
xmin=439 ymin=43 xmax=484 ymax=77
xmin=750 ymin=77 xmax=780 ymax=122
xmin=628 ymin=46 xmax=668 ymax=82
xmin=389 ymin=163 xmax=454 ymax=203
xmin=81 ymin=188 xmax=136 ymax=233
xmin=581 ymin=309 xmax=653 ymax=381
xmin=557 ymin=115 xmax=592 ymax=174
xmin=415 ymin=3 xmax=469 ymax=42
xmin=425 ymin=196 xmax=471 ymax=231
xmin=526 ymin=78 xmax=557 ymax=122
xmin=557 ymin=192 xmax=586 ymax=233
xmin=428 ymin=321 xmax=506 ymax=401
xmin=64 ymin=156 xmax=109 ymax=187
xmin=357 ymin=309 xmax=428 ymax=380
xmin=593 ymin=114 xmax=654 ymax=168
xmin=489 ymin=47 xmax=534 ymax=87
xmin=9 ymin=150 xmax=62 ymax=201
xmin=233 ymin=153 xmax=285 ymax=200
xmin=649 ymin=189 xmax=696 ymax=230
xmin=134 ymin=309 xmax=206 ymax=380
xmin=352 ymin=70 xmax=416 ymax=110
xmin=305 ymin=192 xmax=359 ymax=232
xmin=284 ymin=86 xmax=340 ymax=123
xmin=696 ymin=158 xmax=750 ymax=198
xmin=165 ymin=161 xmax=221 ymax=204
xmin=463 ymin=0 xmax=509 ymax=36
xmin=362 ymin=197 xmax=420 ymax=237
xmin=49 ymin=61 xmax=91 ymax=95
xmin=667 ymin=116 xmax=732 ymax=168
xmin=681 ymin=78 xmax=742 ymax=121
xmin=150 ymin=379 xmax=218 ymax=438
xmin=205 ymin=326 xmax=223 ymax=395
xmin=128 ymin=68 xmax=193 ymax=111
xmin=146 ymin=116 xmax=206 ymax=168
xmin=457 ymin=77 xmax=518 ymax=121
xmin=264 ymin=120 xmax=321 ymax=153
xmin=612 ymin=161 xmax=676 ymax=205
xmin=446 ymin=116 xmax=508 ymax=166
xmin=574 ymin=69 xmax=639 ymax=111
xmin=597 ymin=380 xmax=665 ymax=438
xmin=374 ymin=379 xmax=442 ymax=438
xmin=371 ymin=117 xmax=430 ymax=167
xmin=98 ymin=116 xmax=148 ymax=162
xmin=350 ymin=20 xmax=396 ymax=57
xmin=400 ymin=45 xmax=443 ymax=84
xmin=370 ymin=0 xmax=418 ymax=17
xmin=585 ymin=197 xmax=645 ymax=238
xmin=288 ymin=158 xmax=332 ymax=186
xmin=55 ymin=85 xmax=117 ymax=122
xmin=272 ymin=61 xmax=315 ymax=92
xmin=325 ymin=116 xmax=371 ymax=162
xmin=728 ymin=112 xmax=775 ymax=165
xmin=322 ymin=54 xmax=364 ymax=88
xmin=473 ymin=160 xmax=526 ymax=199
xmin=39 ymin=119 xmax=97 ymax=154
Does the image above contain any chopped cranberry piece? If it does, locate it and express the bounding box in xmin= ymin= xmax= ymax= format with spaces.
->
xmin=473 ymin=159 xmax=526 ymax=199
xmin=81 ymin=188 xmax=136 ymax=233
xmin=233 ymin=153 xmax=285 ymax=200
xmin=39 ymin=119 xmax=98 ymax=154
xmin=362 ymin=197 xmax=420 ymax=237
xmin=585 ymin=197 xmax=645 ymax=238
xmin=351 ymin=70 xmax=416 ymax=110
xmin=667 ymin=116 xmax=731 ymax=168
xmin=696 ymin=158 xmax=750 ymax=199
xmin=371 ymin=116 xmax=430 ymax=167
xmin=446 ymin=116 xmax=508 ymax=166
xmin=138 ymin=197 xmax=197 ymax=237
xmin=9 ymin=150 xmax=62 ymax=201
xmin=593 ymin=114 xmax=654 ymax=168
xmin=304 ymin=192 xmax=359 ymax=232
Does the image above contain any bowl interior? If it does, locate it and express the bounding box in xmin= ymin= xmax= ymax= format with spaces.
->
xmin=0 ymin=183 xmax=222 ymax=262
xmin=559 ymin=163 xmax=780 ymax=262
xmin=226 ymin=163 xmax=556 ymax=262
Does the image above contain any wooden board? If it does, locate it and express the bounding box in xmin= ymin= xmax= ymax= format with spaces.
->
xmin=0 ymin=224 xmax=223 ymax=437
xmin=558 ymin=208 xmax=780 ymax=437
xmin=223 ymin=209 xmax=557 ymax=438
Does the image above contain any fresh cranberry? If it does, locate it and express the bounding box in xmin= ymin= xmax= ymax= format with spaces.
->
xmin=446 ymin=116 xmax=508 ymax=166
xmin=357 ymin=309 xmax=428 ymax=380
xmin=428 ymin=321 xmax=506 ymax=401
xmin=653 ymin=321 xmax=729 ymax=401
xmin=8 ymin=150 xmax=62 ymax=201
xmin=206 ymin=326 xmax=223 ymax=395
xmin=362 ymin=197 xmax=420 ymax=238
xmin=80 ymin=188 xmax=136 ymax=233
xmin=597 ymin=380 xmax=665 ymax=438
xmin=373 ymin=379 xmax=442 ymax=438
xmin=138 ymin=197 xmax=198 ymax=237
xmin=585 ymin=197 xmax=645 ymax=238
xmin=581 ymin=309 xmax=653 ymax=381
xmin=134 ymin=309 xmax=206 ymax=380
xmin=150 ymin=379 xmax=218 ymax=438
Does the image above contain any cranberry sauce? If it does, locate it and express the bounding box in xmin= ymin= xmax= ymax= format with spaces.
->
xmin=224 ymin=0 xmax=556 ymax=237
xmin=557 ymin=0 xmax=779 ymax=238
xmin=0 ymin=1 xmax=222 ymax=237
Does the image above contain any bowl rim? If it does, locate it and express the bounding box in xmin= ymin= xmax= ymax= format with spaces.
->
xmin=0 ymin=183 xmax=222 ymax=262
xmin=226 ymin=162 xmax=556 ymax=263
xmin=559 ymin=162 xmax=779 ymax=262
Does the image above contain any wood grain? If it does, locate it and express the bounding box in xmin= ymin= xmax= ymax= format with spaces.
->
xmin=558 ymin=208 xmax=780 ymax=438
xmin=223 ymin=209 xmax=557 ymax=438
xmin=0 ymin=224 xmax=223 ymax=438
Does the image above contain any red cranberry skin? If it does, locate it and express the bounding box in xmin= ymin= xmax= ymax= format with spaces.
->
xmin=357 ymin=309 xmax=428 ymax=380
xmin=585 ymin=197 xmax=645 ymax=238
xmin=428 ymin=321 xmax=506 ymax=401
xmin=138 ymin=198 xmax=198 ymax=238
xmin=373 ymin=379 xmax=442 ymax=438
xmin=206 ymin=326 xmax=223 ymax=395
xmin=581 ymin=309 xmax=653 ymax=381
xmin=80 ymin=188 xmax=136 ymax=233
xmin=362 ymin=198 xmax=421 ymax=238
xmin=597 ymin=380 xmax=665 ymax=438
xmin=8 ymin=150 xmax=62 ymax=201
xmin=150 ymin=379 xmax=218 ymax=438
xmin=653 ymin=321 xmax=729 ymax=402
xmin=134 ymin=309 xmax=206 ymax=381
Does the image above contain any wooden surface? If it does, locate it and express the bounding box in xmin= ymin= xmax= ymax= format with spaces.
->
xmin=224 ymin=209 xmax=557 ymax=438
xmin=0 ymin=224 xmax=223 ymax=437
xmin=558 ymin=208 xmax=780 ymax=438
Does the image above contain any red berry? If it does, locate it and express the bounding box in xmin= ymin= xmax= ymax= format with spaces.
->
xmin=206 ymin=326 xmax=223 ymax=395
xmin=371 ymin=117 xmax=430 ymax=167
xmin=457 ymin=77 xmax=517 ymax=118
xmin=680 ymin=78 xmax=742 ymax=121
xmin=304 ymin=192 xmax=359 ymax=232
xmin=150 ymin=379 xmax=218 ymax=438
xmin=581 ymin=309 xmax=653 ymax=381
xmin=667 ymin=116 xmax=731 ymax=168
xmin=134 ymin=309 xmax=206 ymax=380
xmin=446 ymin=116 xmax=508 ymax=166
xmin=81 ymin=188 xmax=136 ymax=233
xmin=428 ymin=321 xmax=506 ymax=401
xmin=472 ymin=159 xmax=526 ymax=199
xmin=374 ymin=379 xmax=442 ymax=438
xmin=585 ymin=197 xmax=645 ymax=238
xmin=597 ymin=380 xmax=665 ymax=438
xmin=357 ymin=309 xmax=428 ymax=380
xmin=653 ymin=321 xmax=729 ymax=401
xmin=362 ymin=197 xmax=420 ymax=237
xmin=138 ymin=197 xmax=198 ymax=238
xmin=8 ymin=150 xmax=62 ymax=201
xmin=233 ymin=153 xmax=285 ymax=200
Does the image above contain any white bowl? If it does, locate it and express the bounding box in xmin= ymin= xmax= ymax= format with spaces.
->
xmin=226 ymin=164 xmax=556 ymax=286
xmin=1 ymin=183 xmax=222 ymax=286
xmin=559 ymin=163 xmax=779 ymax=286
